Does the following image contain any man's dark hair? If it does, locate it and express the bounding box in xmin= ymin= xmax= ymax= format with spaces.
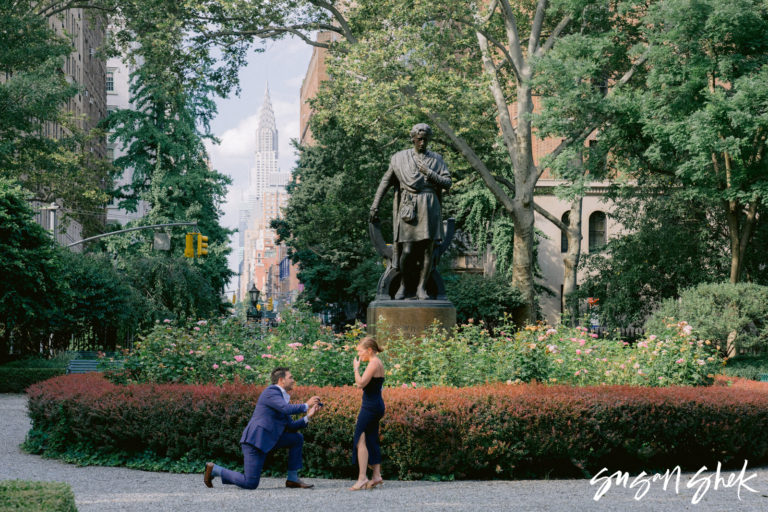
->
xmin=271 ymin=366 xmax=290 ymax=385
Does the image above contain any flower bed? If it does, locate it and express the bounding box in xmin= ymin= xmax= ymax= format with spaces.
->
xmin=112 ymin=312 xmax=722 ymax=389
xmin=24 ymin=374 xmax=768 ymax=480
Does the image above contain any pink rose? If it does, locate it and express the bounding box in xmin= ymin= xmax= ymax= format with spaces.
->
xmin=576 ymin=349 xmax=582 ymax=355
xmin=676 ymin=358 xmax=685 ymax=364
xmin=590 ymin=333 xmax=598 ymax=338
xmin=189 ymin=350 xmax=194 ymax=355
xmin=245 ymin=365 xmax=252 ymax=370
xmin=402 ymin=383 xmax=408 ymax=388
xmin=193 ymin=327 xmax=200 ymax=331
xmin=212 ymin=364 xmax=219 ymax=370
xmin=234 ymin=355 xmax=244 ymax=362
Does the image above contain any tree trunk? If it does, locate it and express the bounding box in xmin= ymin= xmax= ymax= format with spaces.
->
xmin=562 ymin=197 xmax=583 ymax=326
xmin=511 ymin=204 xmax=536 ymax=325
xmin=725 ymin=199 xmax=758 ymax=283
xmin=510 ymin=83 xmax=538 ymax=325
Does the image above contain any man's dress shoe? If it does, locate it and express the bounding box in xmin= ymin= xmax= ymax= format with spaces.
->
xmin=203 ymin=462 xmax=214 ymax=488
xmin=285 ymin=480 xmax=314 ymax=489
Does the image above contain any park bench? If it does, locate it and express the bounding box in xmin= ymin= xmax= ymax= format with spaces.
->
xmin=65 ymin=357 xmax=123 ymax=374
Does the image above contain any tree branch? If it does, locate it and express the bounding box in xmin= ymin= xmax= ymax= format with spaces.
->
xmin=528 ymin=0 xmax=548 ymax=56
xmin=606 ymin=50 xmax=649 ymax=96
xmin=535 ymin=15 xmax=572 ymax=57
xmin=498 ymin=0 xmax=528 ymax=78
xmin=538 ymin=126 xmax=594 ymax=180
xmin=197 ymin=24 xmax=344 ymax=50
xmin=477 ymin=32 xmax=519 ymax=166
xmin=480 ymin=0 xmax=499 ymax=25
xmin=476 ymin=27 xmax=522 ymax=82
xmin=533 ymin=201 xmax=568 ymax=231
xmin=308 ymin=0 xmax=356 ymax=44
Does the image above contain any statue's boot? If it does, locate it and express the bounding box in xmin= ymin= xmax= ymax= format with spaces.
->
xmin=395 ymin=283 xmax=407 ymax=300
xmin=416 ymin=286 xmax=430 ymax=301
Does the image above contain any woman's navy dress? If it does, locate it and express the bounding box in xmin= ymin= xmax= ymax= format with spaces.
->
xmin=352 ymin=376 xmax=385 ymax=465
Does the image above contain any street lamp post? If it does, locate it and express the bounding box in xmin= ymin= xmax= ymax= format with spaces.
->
xmin=246 ymin=284 xmax=262 ymax=325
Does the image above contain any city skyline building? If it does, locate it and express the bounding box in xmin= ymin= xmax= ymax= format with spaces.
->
xmin=29 ymin=9 xmax=109 ymax=249
xmin=237 ymin=84 xmax=301 ymax=311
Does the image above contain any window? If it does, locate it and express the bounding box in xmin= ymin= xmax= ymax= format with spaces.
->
xmin=560 ymin=211 xmax=570 ymax=253
xmin=589 ymin=211 xmax=607 ymax=252
xmin=106 ymin=70 xmax=115 ymax=93
xmin=106 ymin=147 xmax=114 ymax=161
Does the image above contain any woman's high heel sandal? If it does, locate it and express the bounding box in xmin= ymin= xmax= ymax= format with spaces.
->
xmin=368 ymin=478 xmax=384 ymax=489
xmin=349 ymin=480 xmax=370 ymax=491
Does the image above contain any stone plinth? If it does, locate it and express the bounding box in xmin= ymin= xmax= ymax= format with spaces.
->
xmin=366 ymin=299 xmax=456 ymax=341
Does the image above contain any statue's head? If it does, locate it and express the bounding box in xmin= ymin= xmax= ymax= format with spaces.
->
xmin=410 ymin=123 xmax=432 ymax=153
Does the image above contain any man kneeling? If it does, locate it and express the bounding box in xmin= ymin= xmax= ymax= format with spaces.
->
xmin=204 ymin=367 xmax=321 ymax=489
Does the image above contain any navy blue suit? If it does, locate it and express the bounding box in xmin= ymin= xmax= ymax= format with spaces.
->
xmin=220 ymin=385 xmax=309 ymax=489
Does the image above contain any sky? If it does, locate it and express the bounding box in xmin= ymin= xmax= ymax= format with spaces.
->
xmin=203 ymin=37 xmax=314 ymax=292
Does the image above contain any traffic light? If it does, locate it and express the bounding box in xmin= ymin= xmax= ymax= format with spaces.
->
xmin=197 ymin=234 xmax=209 ymax=256
xmin=267 ymin=297 xmax=273 ymax=311
xmin=184 ymin=233 xmax=194 ymax=258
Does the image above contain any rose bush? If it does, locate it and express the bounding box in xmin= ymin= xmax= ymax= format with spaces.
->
xmin=110 ymin=310 xmax=722 ymax=388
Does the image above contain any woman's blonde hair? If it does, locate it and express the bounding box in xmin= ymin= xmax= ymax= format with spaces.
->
xmin=358 ymin=336 xmax=383 ymax=353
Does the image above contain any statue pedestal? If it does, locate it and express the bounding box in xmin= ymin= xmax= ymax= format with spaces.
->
xmin=366 ymin=299 xmax=456 ymax=341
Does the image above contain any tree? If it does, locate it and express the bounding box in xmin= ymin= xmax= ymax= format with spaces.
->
xmin=226 ymin=0 xmax=649 ymax=324
xmin=104 ymin=0 xmax=239 ymax=304
xmin=603 ymin=0 xmax=768 ymax=283
xmin=0 ymin=179 xmax=66 ymax=358
xmin=578 ymin=191 xmax=730 ymax=328
xmin=271 ymin=118 xmax=389 ymax=320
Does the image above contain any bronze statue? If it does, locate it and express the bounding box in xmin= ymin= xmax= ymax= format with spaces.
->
xmin=369 ymin=124 xmax=452 ymax=300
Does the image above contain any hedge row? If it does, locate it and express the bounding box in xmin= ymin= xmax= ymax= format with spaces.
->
xmin=0 ymin=480 xmax=77 ymax=512
xmin=0 ymin=368 xmax=66 ymax=393
xmin=25 ymin=374 xmax=768 ymax=480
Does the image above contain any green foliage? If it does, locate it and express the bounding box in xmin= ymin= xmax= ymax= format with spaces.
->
xmin=603 ymin=0 xmax=768 ymax=281
xmin=115 ymin=311 xmax=721 ymax=389
xmin=0 ymin=368 xmax=66 ymax=393
xmin=118 ymin=255 xmax=225 ymax=330
xmin=645 ymin=282 xmax=768 ymax=354
xmin=273 ymin=118 xmax=387 ymax=318
xmin=104 ymin=0 xmax=236 ymax=304
xmin=0 ymin=480 xmax=77 ymax=512
xmin=382 ymin=321 xmax=722 ymax=388
xmin=0 ymin=179 xmax=66 ymax=355
xmin=443 ymin=272 xmax=525 ymax=329
xmin=721 ymin=355 xmax=768 ymax=381
xmin=112 ymin=310 xmax=361 ymax=387
xmin=0 ymin=2 xmax=114 ymax=233
xmin=578 ymin=192 xmax=730 ymax=327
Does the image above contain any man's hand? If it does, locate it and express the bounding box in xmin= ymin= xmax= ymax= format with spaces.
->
xmin=369 ymin=207 xmax=379 ymax=223
xmin=307 ymin=403 xmax=320 ymax=419
xmin=305 ymin=396 xmax=321 ymax=409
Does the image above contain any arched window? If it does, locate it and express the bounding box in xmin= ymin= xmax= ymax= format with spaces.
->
xmin=560 ymin=211 xmax=570 ymax=253
xmin=589 ymin=211 xmax=607 ymax=252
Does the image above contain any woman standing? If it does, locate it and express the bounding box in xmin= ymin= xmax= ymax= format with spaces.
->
xmin=350 ymin=337 xmax=385 ymax=490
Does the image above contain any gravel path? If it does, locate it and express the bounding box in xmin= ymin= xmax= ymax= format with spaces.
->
xmin=3 ymin=393 xmax=768 ymax=511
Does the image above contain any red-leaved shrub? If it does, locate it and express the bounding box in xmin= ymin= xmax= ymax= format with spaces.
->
xmin=25 ymin=374 xmax=768 ymax=479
